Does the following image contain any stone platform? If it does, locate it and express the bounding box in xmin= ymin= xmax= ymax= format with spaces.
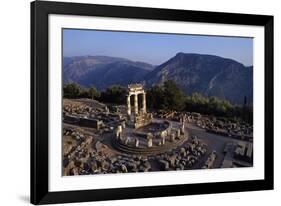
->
xmin=112 ymin=131 xmax=188 ymax=155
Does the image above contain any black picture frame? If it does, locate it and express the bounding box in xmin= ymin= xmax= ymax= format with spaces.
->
xmin=31 ymin=0 xmax=274 ymax=205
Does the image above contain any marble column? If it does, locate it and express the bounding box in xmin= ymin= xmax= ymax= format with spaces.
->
xmin=134 ymin=94 xmax=138 ymax=115
xmin=148 ymin=138 xmax=153 ymax=148
xmin=135 ymin=138 xmax=139 ymax=148
xmin=142 ymin=92 xmax=146 ymax=114
xmin=127 ymin=95 xmax=131 ymax=116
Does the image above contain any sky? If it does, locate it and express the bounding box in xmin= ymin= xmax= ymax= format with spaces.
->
xmin=63 ymin=29 xmax=253 ymax=66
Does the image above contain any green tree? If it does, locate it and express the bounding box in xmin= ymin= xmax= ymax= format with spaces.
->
xmin=163 ymin=80 xmax=185 ymax=111
xmin=88 ymin=87 xmax=100 ymax=100
xmin=146 ymin=85 xmax=165 ymax=110
xmin=146 ymin=80 xmax=185 ymax=111
xmin=63 ymin=83 xmax=81 ymax=98
xmin=78 ymin=87 xmax=89 ymax=98
xmin=100 ymin=85 xmax=127 ymax=104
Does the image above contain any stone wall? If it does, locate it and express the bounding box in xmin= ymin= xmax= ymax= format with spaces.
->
xmin=134 ymin=113 xmax=153 ymax=129
xmin=64 ymin=114 xmax=103 ymax=129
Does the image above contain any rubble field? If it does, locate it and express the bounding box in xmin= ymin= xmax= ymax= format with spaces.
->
xmin=62 ymin=98 xmax=253 ymax=176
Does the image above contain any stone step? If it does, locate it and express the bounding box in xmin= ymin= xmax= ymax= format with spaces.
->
xmin=112 ymin=134 xmax=188 ymax=155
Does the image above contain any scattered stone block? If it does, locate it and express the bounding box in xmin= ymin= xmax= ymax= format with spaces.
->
xmin=147 ymin=138 xmax=153 ymax=148
xmin=135 ymin=138 xmax=139 ymax=148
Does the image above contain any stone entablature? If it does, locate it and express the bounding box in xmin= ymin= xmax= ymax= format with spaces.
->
xmin=128 ymin=84 xmax=145 ymax=94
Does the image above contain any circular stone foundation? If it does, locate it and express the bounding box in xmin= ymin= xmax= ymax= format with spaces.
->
xmin=112 ymin=120 xmax=188 ymax=155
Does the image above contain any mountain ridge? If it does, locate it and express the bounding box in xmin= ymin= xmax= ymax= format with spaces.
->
xmin=63 ymin=53 xmax=253 ymax=104
xmin=144 ymin=52 xmax=253 ymax=104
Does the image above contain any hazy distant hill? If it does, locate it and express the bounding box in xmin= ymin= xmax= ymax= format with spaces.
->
xmin=63 ymin=56 xmax=154 ymax=90
xmin=63 ymin=53 xmax=253 ymax=104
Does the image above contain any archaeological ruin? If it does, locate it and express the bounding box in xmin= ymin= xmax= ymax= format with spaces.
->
xmin=126 ymin=84 xmax=152 ymax=129
xmin=62 ymin=83 xmax=253 ymax=176
xmin=112 ymin=84 xmax=189 ymax=155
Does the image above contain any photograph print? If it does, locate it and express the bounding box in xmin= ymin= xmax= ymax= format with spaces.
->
xmin=62 ymin=29 xmax=253 ymax=176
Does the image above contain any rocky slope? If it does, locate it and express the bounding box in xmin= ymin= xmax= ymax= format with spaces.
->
xmin=63 ymin=53 xmax=253 ymax=104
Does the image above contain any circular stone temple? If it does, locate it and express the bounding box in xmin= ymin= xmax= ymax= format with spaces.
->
xmin=112 ymin=84 xmax=188 ymax=155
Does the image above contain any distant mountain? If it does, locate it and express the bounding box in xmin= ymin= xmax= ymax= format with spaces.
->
xmin=145 ymin=53 xmax=253 ymax=104
xmin=63 ymin=53 xmax=253 ymax=104
xmin=63 ymin=56 xmax=154 ymax=90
